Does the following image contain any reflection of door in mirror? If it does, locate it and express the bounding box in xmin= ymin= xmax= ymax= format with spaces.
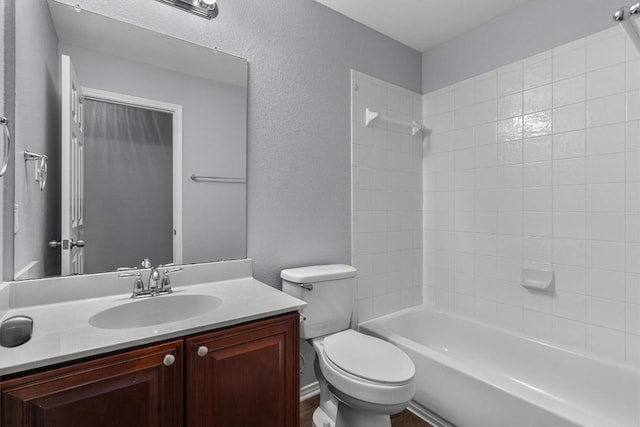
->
xmin=81 ymin=91 xmax=183 ymax=275
xmin=58 ymin=55 xmax=183 ymax=275
xmin=60 ymin=55 xmax=85 ymax=275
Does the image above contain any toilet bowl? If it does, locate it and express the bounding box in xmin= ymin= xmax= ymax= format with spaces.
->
xmin=280 ymin=265 xmax=416 ymax=427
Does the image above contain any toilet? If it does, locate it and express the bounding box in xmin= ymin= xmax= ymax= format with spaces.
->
xmin=281 ymin=265 xmax=415 ymax=427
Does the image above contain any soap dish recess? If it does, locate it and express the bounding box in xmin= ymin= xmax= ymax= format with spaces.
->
xmin=521 ymin=267 xmax=555 ymax=292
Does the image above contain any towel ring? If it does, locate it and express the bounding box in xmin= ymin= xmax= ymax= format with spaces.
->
xmin=0 ymin=117 xmax=10 ymax=178
xmin=24 ymin=150 xmax=48 ymax=191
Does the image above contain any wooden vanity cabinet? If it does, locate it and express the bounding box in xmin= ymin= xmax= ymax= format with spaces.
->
xmin=186 ymin=311 xmax=299 ymax=427
xmin=0 ymin=340 xmax=183 ymax=427
xmin=0 ymin=312 xmax=299 ymax=427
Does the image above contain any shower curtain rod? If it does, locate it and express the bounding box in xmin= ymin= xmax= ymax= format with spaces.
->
xmin=614 ymin=2 xmax=640 ymax=53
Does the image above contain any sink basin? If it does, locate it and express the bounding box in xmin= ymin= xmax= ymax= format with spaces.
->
xmin=89 ymin=294 xmax=222 ymax=329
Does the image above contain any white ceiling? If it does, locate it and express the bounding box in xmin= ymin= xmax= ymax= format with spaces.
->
xmin=315 ymin=0 xmax=530 ymax=52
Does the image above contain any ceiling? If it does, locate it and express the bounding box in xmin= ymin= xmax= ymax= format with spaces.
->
xmin=315 ymin=0 xmax=530 ymax=52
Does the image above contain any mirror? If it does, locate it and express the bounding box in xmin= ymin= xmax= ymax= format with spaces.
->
xmin=11 ymin=0 xmax=248 ymax=280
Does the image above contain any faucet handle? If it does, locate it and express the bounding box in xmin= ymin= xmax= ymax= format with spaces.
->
xmin=141 ymin=258 xmax=152 ymax=269
xmin=160 ymin=267 xmax=183 ymax=294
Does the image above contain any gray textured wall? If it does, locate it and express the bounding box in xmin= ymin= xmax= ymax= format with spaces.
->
xmin=422 ymin=0 xmax=625 ymax=92
xmin=55 ymin=0 xmax=422 ymax=289
xmin=14 ymin=0 xmax=60 ymax=278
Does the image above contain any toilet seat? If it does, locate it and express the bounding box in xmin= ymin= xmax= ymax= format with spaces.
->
xmin=312 ymin=331 xmax=416 ymax=406
xmin=323 ymin=330 xmax=414 ymax=384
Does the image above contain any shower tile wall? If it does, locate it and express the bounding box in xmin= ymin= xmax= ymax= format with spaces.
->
xmin=351 ymin=70 xmax=423 ymax=324
xmin=423 ymin=26 xmax=640 ymax=366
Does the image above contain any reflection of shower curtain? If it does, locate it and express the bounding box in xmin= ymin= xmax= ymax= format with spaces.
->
xmin=83 ymin=99 xmax=173 ymax=274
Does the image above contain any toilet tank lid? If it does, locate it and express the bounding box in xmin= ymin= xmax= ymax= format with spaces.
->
xmin=281 ymin=264 xmax=356 ymax=283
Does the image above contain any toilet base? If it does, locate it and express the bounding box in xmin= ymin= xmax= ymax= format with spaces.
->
xmin=312 ymin=406 xmax=335 ymax=427
xmin=335 ymin=400 xmax=391 ymax=427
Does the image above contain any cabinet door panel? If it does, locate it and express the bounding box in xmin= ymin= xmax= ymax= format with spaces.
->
xmin=1 ymin=340 xmax=183 ymax=427
xmin=187 ymin=312 xmax=299 ymax=427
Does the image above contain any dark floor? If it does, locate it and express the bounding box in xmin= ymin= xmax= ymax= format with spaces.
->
xmin=300 ymin=395 xmax=433 ymax=427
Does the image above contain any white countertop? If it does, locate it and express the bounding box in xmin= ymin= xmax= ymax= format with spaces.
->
xmin=0 ymin=271 xmax=305 ymax=376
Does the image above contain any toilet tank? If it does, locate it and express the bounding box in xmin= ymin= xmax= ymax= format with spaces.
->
xmin=281 ymin=265 xmax=357 ymax=339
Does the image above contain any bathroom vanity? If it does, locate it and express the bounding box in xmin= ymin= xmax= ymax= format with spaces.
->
xmin=0 ymin=260 xmax=304 ymax=427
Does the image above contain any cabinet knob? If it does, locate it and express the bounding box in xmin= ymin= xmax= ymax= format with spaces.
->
xmin=197 ymin=346 xmax=208 ymax=357
xmin=163 ymin=354 xmax=176 ymax=366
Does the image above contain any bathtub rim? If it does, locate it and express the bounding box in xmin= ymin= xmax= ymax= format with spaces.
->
xmin=358 ymin=304 xmax=639 ymax=427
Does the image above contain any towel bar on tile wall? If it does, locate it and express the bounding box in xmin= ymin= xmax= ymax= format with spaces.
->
xmin=365 ymin=108 xmax=430 ymax=137
xmin=190 ymin=174 xmax=246 ymax=184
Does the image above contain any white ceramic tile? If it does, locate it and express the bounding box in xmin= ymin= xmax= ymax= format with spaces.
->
xmin=553 ymin=316 xmax=586 ymax=350
xmin=553 ymin=44 xmax=586 ymax=81
xmin=587 ymin=324 xmax=625 ymax=360
xmin=554 ymin=265 xmax=586 ymax=294
xmin=554 ymin=212 xmax=586 ymax=239
xmin=553 ymin=185 xmax=585 ymax=212
xmin=498 ymin=164 xmax=523 ymax=188
xmin=627 ymin=243 xmax=640 ymax=274
xmin=586 ymin=63 xmax=626 ymax=100
xmin=497 ymin=303 xmax=523 ymax=331
xmin=586 ymin=123 xmax=626 ymax=156
xmin=524 ymin=212 xmax=552 ymax=237
xmin=498 ymin=117 xmax=524 ymax=142
xmin=586 ymin=212 xmax=625 ymax=241
xmin=586 ymin=153 xmax=626 ymax=184
xmin=524 ymin=136 xmax=552 ymax=163
xmin=497 ymin=235 xmax=523 ymax=259
xmin=524 ymin=309 xmax=553 ymax=340
xmin=553 ymin=75 xmax=586 ymax=108
xmin=474 ymin=99 xmax=498 ymax=125
xmin=475 ymin=298 xmax=497 ymax=324
xmin=627 ymin=210 xmax=640 ymax=243
xmin=497 ymin=62 xmax=523 ymax=97
xmin=628 ymin=152 xmax=640 ymax=182
xmin=475 ymin=144 xmax=498 ymax=168
xmin=475 ymin=74 xmax=498 ymax=102
xmin=586 ymin=240 xmax=625 ymax=272
xmin=554 ymin=291 xmax=586 ymax=322
xmin=498 ymin=140 xmax=524 ymax=165
xmin=586 ymin=296 xmax=625 ymax=330
xmin=587 ymin=268 xmax=626 ymax=301
xmin=553 ymin=238 xmax=586 ymax=266
xmin=454 ymin=105 xmax=476 ymax=129
xmin=586 ymin=34 xmax=626 ymax=72
xmin=455 ymin=79 xmax=475 ymax=109
xmin=524 ymin=111 xmax=553 ymax=139
xmin=627 ymin=304 xmax=640 ymax=335
xmin=553 ymin=103 xmax=586 ymax=133
xmin=524 ymin=236 xmax=552 ymax=262
xmin=628 ymin=121 xmax=640 ymax=151
xmin=626 ymin=333 xmax=640 ymax=366
xmin=497 ymin=212 xmax=523 ymax=235
xmin=524 ymin=57 xmax=553 ymax=90
xmin=628 ymin=90 xmax=640 ymax=122
xmin=524 ymin=161 xmax=552 ymax=187
xmin=498 ymin=93 xmax=523 ymax=120
xmin=586 ymin=183 xmax=625 ymax=212
xmin=474 ymin=167 xmax=498 ymax=189
xmin=524 ymin=85 xmax=552 ymax=114
xmin=524 ymin=187 xmax=552 ymax=212
xmin=498 ymin=188 xmax=523 ymax=212
xmin=553 ymin=130 xmax=585 ymax=159
xmin=474 ymin=122 xmax=497 ymax=146
xmin=587 ymin=93 xmax=626 ymax=128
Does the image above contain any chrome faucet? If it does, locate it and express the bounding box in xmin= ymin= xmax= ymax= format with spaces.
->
xmin=119 ymin=259 xmax=180 ymax=298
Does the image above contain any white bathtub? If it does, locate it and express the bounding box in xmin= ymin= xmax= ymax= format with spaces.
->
xmin=359 ymin=306 xmax=640 ymax=427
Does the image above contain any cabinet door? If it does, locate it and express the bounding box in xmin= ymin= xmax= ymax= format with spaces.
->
xmin=1 ymin=340 xmax=183 ymax=427
xmin=186 ymin=312 xmax=299 ymax=427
